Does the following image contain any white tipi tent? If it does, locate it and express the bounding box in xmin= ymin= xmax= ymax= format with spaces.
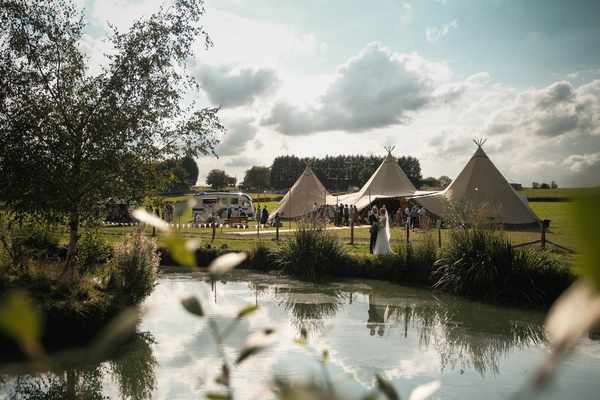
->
xmin=413 ymin=141 xmax=539 ymax=226
xmin=269 ymin=164 xmax=329 ymax=220
xmin=327 ymin=150 xmax=417 ymax=210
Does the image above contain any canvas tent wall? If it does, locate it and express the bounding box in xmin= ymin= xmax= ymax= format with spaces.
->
xmin=413 ymin=143 xmax=539 ymax=226
xmin=326 ymin=152 xmax=417 ymax=210
xmin=269 ymin=165 xmax=329 ymax=220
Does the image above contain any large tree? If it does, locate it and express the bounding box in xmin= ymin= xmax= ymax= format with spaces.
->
xmin=0 ymin=0 xmax=224 ymax=272
xmin=397 ymin=156 xmax=422 ymax=188
xmin=206 ymin=169 xmax=235 ymax=190
xmin=242 ymin=166 xmax=271 ymax=192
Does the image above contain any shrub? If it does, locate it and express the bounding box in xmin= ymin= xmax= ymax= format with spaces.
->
xmin=433 ymin=228 xmax=572 ymax=305
xmin=276 ymin=225 xmax=350 ymax=281
xmin=107 ymin=232 xmax=160 ymax=305
xmin=0 ymin=220 xmax=60 ymax=273
xmin=248 ymin=242 xmax=278 ymax=271
xmin=76 ymin=230 xmax=112 ymax=275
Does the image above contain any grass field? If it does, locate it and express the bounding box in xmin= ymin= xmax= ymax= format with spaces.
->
xmin=70 ymin=199 xmax=577 ymax=269
xmin=523 ymin=187 xmax=597 ymax=200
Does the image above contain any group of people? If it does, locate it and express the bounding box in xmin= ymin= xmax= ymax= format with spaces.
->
xmin=255 ymin=205 xmax=270 ymax=227
xmin=393 ymin=204 xmax=430 ymax=229
xmin=368 ymin=204 xmax=392 ymax=255
xmin=333 ymin=203 xmax=358 ymax=226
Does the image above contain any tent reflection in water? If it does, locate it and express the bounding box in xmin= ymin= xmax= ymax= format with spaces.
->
xmin=269 ymin=164 xmax=329 ymax=221
xmin=326 ymin=148 xmax=418 ymax=211
xmin=413 ymin=140 xmax=540 ymax=227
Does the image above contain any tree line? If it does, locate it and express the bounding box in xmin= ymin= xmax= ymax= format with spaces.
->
xmin=207 ymin=155 xmax=452 ymax=192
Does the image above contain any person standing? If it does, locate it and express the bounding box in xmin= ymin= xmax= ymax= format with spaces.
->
xmin=343 ymin=204 xmax=349 ymax=225
xmin=261 ymin=206 xmax=269 ymax=227
xmin=373 ymin=207 xmax=392 ymax=255
xmin=368 ymin=205 xmax=379 ymax=254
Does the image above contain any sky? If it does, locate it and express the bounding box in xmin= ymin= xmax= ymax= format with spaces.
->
xmin=79 ymin=0 xmax=600 ymax=187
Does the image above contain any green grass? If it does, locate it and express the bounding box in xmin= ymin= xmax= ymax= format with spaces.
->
xmin=523 ymin=187 xmax=597 ymax=200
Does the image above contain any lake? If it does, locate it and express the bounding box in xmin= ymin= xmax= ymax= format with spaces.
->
xmin=2 ymin=270 xmax=600 ymax=399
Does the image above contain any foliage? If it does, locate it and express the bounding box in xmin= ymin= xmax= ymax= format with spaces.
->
xmin=107 ymin=232 xmax=160 ymax=305
xmin=397 ymin=155 xmax=422 ymax=187
xmin=0 ymin=0 xmax=224 ymax=272
xmin=241 ymin=166 xmax=271 ymax=192
xmin=433 ymin=228 xmax=572 ymax=305
xmin=268 ymin=154 xmax=423 ymax=191
xmin=0 ymin=220 xmax=60 ymax=273
xmin=276 ymin=225 xmax=350 ymax=281
xmin=155 ymin=156 xmax=200 ymax=194
xmin=76 ymin=230 xmax=112 ymax=275
xmin=206 ymin=169 xmax=236 ymax=189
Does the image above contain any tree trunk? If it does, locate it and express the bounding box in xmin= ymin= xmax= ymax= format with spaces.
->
xmin=63 ymin=210 xmax=80 ymax=278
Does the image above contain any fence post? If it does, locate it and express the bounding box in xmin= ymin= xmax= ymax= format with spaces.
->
xmin=541 ymin=219 xmax=550 ymax=250
xmin=276 ymin=223 xmax=279 ymax=241
xmin=437 ymin=219 xmax=442 ymax=248
xmin=350 ymin=214 xmax=355 ymax=245
xmin=405 ymin=221 xmax=410 ymax=245
xmin=257 ymin=217 xmax=260 ymax=240
xmin=211 ymin=221 xmax=216 ymax=242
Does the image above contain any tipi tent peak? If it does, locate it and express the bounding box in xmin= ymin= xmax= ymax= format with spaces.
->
xmin=326 ymin=150 xmax=417 ymax=210
xmin=413 ymin=141 xmax=539 ymax=226
xmin=269 ymin=164 xmax=329 ymax=220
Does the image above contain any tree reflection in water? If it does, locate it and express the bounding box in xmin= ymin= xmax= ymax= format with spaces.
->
xmin=275 ymin=287 xmax=344 ymax=337
xmin=275 ymin=281 xmax=545 ymax=377
xmin=369 ymin=292 xmax=545 ymax=376
xmin=2 ymin=332 xmax=157 ymax=400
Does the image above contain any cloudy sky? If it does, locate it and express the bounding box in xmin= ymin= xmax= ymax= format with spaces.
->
xmin=80 ymin=0 xmax=600 ymax=187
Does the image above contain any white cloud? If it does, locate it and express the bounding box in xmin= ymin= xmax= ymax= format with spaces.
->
xmin=563 ymin=152 xmax=600 ymax=173
xmin=426 ymin=19 xmax=458 ymax=43
xmin=485 ymin=80 xmax=600 ymax=138
xmin=215 ymin=117 xmax=257 ymax=156
xmin=194 ymin=64 xmax=279 ymax=108
xmin=261 ymin=42 xmax=452 ymax=135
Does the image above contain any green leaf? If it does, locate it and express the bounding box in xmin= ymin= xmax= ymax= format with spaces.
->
xmin=205 ymin=392 xmax=232 ymax=400
xmin=0 ymin=291 xmax=42 ymax=357
xmin=376 ymin=374 xmax=400 ymax=400
xmin=236 ymin=304 xmax=259 ymax=319
xmin=164 ymin=237 xmax=197 ymax=268
xmin=321 ymin=349 xmax=329 ymax=365
xmin=236 ymin=345 xmax=264 ymax=365
xmin=574 ymin=190 xmax=600 ymax=290
xmin=181 ymin=296 xmax=204 ymax=317
xmin=91 ymin=306 xmax=139 ymax=359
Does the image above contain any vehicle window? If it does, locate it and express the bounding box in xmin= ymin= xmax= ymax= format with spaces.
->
xmin=231 ymin=198 xmax=239 ymax=205
xmin=203 ymin=199 xmax=217 ymax=205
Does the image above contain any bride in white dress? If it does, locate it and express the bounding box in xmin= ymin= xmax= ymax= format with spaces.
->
xmin=373 ymin=207 xmax=392 ymax=255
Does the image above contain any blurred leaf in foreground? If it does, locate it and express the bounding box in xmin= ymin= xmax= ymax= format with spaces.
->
xmin=573 ymin=189 xmax=600 ymax=289
xmin=164 ymin=237 xmax=199 ymax=268
xmin=209 ymin=253 xmax=247 ymax=275
xmin=0 ymin=291 xmax=43 ymax=358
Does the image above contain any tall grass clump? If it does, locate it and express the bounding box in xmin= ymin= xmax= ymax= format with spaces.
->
xmin=433 ymin=228 xmax=572 ymax=305
xmin=107 ymin=232 xmax=160 ymax=305
xmin=0 ymin=220 xmax=60 ymax=273
xmin=76 ymin=230 xmax=112 ymax=275
xmin=276 ymin=224 xmax=349 ymax=281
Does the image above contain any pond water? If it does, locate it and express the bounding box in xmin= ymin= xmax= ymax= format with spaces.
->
xmin=2 ymin=270 xmax=600 ymax=399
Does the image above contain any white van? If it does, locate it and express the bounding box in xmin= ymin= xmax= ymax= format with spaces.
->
xmin=191 ymin=192 xmax=254 ymax=223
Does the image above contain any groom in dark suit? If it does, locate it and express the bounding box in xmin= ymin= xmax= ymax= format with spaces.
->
xmin=368 ymin=205 xmax=379 ymax=254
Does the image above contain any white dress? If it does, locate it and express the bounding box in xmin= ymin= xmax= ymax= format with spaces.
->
xmin=373 ymin=213 xmax=392 ymax=255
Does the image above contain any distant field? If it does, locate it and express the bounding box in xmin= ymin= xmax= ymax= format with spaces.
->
xmin=523 ymin=187 xmax=597 ymax=200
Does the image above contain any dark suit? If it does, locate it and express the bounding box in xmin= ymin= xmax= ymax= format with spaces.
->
xmin=368 ymin=212 xmax=378 ymax=254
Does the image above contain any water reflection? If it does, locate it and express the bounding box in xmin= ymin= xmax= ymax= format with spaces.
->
xmin=264 ymin=280 xmax=545 ymax=377
xmin=2 ymin=272 xmax=599 ymax=400
xmin=1 ymin=332 xmax=157 ymax=400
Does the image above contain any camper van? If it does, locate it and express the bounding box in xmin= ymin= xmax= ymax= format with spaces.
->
xmin=191 ymin=192 xmax=254 ymax=223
